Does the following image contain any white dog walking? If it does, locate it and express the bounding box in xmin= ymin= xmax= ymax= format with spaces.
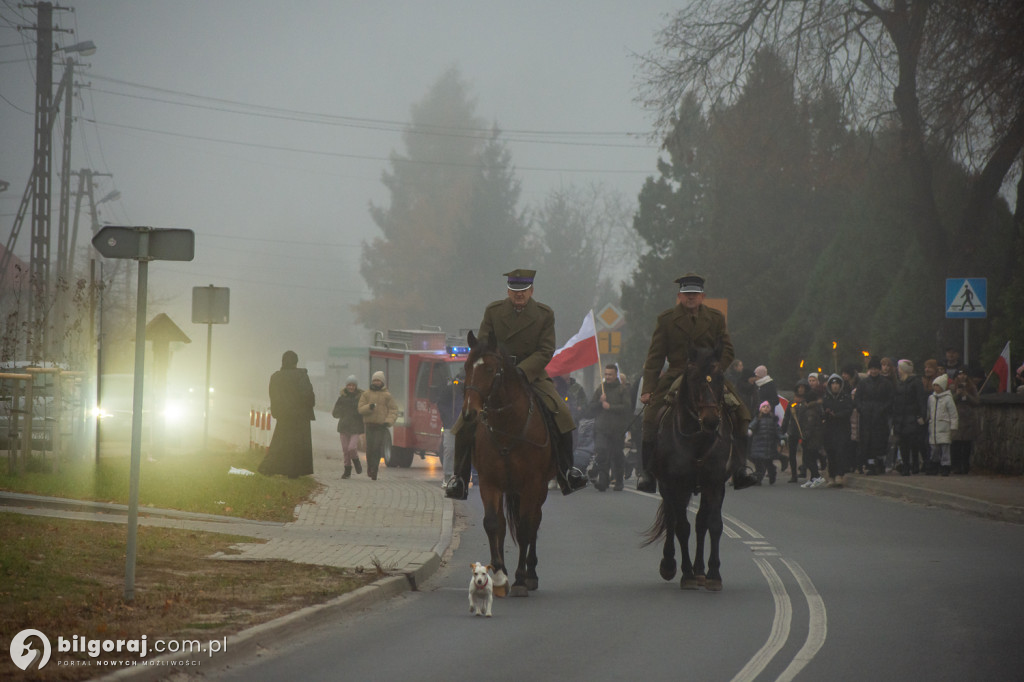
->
xmin=468 ymin=562 xmax=494 ymax=617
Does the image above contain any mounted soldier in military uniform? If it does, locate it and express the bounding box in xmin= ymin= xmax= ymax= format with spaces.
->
xmin=444 ymin=269 xmax=588 ymax=500
xmin=636 ymin=273 xmax=759 ymax=493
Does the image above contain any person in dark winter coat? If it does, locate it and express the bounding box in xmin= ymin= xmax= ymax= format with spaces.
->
xmin=821 ymin=374 xmax=853 ymax=486
xmin=736 ymin=367 xmax=759 ymax=416
xmin=259 ymin=350 xmax=316 ymax=478
xmin=853 ymin=356 xmax=893 ymax=475
xmin=753 ymin=365 xmax=779 ymax=410
xmin=586 ymin=365 xmax=633 ymax=491
xmin=951 ymin=373 xmax=980 ymax=474
xmin=332 ymin=375 xmax=364 ymax=479
xmin=748 ymin=401 xmax=782 ymax=484
xmin=780 ymin=379 xmax=825 ymax=486
xmin=780 ymin=380 xmax=812 ymax=483
xmin=892 ymin=360 xmax=927 ymax=475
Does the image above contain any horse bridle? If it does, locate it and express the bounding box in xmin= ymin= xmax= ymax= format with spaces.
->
xmin=681 ymin=372 xmax=723 ymax=435
xmin=464 ymin=354 xmax=549 ymax=451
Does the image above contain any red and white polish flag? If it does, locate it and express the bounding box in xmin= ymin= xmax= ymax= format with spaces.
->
xmin=992 ymin=341 xmax=1011 ymax=393
xmin=546 ymin=310 xmax=600 ymax=377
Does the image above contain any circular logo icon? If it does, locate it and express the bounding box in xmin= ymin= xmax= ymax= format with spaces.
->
xmin=9 ymin=629 xmax=51 ymax=671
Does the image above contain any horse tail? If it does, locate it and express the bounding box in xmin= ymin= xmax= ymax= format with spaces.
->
xmin=505 ymin=492 xmax=521 ymax=547
xmin=641 ymin=500 xmax=668 ymax=547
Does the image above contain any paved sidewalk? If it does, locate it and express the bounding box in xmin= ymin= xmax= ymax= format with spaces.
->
xmin=0 ymin=453 xmax=454 ymax=588
xmin=843 ymin=470 xmax=1024 ymax=524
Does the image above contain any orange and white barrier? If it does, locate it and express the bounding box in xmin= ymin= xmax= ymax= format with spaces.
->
xmin=249 ymin=407 xmax=272 ymax=452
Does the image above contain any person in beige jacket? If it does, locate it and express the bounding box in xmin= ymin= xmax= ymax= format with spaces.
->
xmin=358 ymin=371 xmax=399 ymax=480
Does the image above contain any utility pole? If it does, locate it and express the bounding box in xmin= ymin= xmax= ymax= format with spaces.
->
xmin=28 ymin=2 xmax=55 ymax=361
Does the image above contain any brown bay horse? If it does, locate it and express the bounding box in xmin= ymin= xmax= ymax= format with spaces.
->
xmin=461 ymin=330 xmax=555 ymax=597
xmin=643 ymin=345 xmax=735 ymax=591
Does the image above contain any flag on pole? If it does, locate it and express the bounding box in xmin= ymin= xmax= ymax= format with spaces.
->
xmin=546 ymin=310 xmax=600 ymax=377
xmin=992 ymin=341 xmax=1011 ymax=393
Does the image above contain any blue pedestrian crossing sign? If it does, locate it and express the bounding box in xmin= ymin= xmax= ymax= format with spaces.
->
xmin=946 ymin=278 xmax=987 ymax=319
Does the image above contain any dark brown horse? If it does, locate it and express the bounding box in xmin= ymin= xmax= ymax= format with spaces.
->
xmin=643 ymin=345 xmax=735 ymax=591
xmin=461 ymin=330 xmax=555 ymax=597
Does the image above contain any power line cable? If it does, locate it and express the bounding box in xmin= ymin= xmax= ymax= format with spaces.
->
xmin=83 ymin=117 xmax=653 ymax=175
xmin=87 ymin=72 xmax=647 ymax=141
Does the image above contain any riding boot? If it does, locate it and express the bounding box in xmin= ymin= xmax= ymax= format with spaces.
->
xmin=554 ymin=431 xmax=587 ymax=495
xmin=444 ymin=430 xmax=473 ymax=500
xmin=353 ymin=457 xmax=362 ymax=474
xmin=636 ymin=439 xmax=657 ymax=493
xmin=730 ymin=434 xmax=759 ymax=491
xmin=342 ymin=466 xmax=352 ymax=479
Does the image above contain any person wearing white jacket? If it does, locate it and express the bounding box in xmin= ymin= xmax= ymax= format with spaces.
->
xmin=927 ymin=374 xmax=959 ymax=476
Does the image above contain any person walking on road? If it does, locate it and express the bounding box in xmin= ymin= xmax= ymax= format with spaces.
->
xmin=332 ymin=375 xmax=364 ymax=479
xmin=587 ymin=364 xmax=632 ymax=491
xmin=358 ymin=371 xmax=399 ymax=481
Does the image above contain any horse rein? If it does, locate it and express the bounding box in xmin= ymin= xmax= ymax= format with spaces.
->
xmin=465 ymin=355 xmax=550 ymax=452
xmin=683 ymin=373 xmax=722 ymax=434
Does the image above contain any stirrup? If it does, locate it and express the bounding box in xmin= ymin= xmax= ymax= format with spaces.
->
xmin=444 ymin=476 xmax=468 ymax=500
xmin=636 ymin=472 xmax=656 ymax=493
xmin=559 ymin=467 xmax=588 ymax=495
xmin=732 ymin=466 xmax=759 ymax=491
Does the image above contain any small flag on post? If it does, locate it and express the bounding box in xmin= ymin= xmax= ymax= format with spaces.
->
xmin=992 ymin=341 xmax=1011 ymax=393
xmin=546 ymin=310 xmax=600 ymax=377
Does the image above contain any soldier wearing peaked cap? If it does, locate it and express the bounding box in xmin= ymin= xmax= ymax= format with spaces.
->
xmin=444 ymin=269 xmax=588 ymax=500
xmin=636 ymin=273 xmax=759 ymax=492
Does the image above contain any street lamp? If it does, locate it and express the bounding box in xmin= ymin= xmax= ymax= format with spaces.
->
xmin=56 ymin=39 xmax=96 ymax=56
xmin=97 ymin=189 xmax=121 ymax=205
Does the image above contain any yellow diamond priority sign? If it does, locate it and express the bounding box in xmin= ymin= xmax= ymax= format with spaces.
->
xmin=597 ymin=303 xmax=624 ymax=330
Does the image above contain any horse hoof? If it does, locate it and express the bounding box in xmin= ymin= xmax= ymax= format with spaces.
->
xmin=493 ymin=583 xmax=509 ymax=598
xmin=525 ymin=578 xmax=539 ymax=591
xmin=696 ymin=574 xmax=707 ymax=586
xmin=510 ymin=585 xmax=530 ymax=598
xmin=681 ymin=575 xmax=700 ymax=590
xmin=705 ymin=579 xmax=723 ymax=592
xmin=659 ymin=558 xmax=677 ymax=581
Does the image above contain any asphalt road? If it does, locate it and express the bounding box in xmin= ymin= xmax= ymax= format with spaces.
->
xmin=202 ymin=468 xmax=1024 ymax=682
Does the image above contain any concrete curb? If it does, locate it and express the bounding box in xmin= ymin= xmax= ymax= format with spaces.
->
xmin=95 ymin=499 xmax=455 ymax=680
xmin=843 ymin=475 xmax=1024 ymax=524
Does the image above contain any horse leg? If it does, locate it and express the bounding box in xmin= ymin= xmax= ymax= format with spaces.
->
xmin=693 ymin=494 xmax=709 ymax=587
xmin=658 ymin=500 xmax=677 ymax=581
xmin=704 ymin=486 xmax=726 ymax=592
xmin=675 ymin=493 xmax=698 ymax=590
xmin=523 ymin=502 xmax=542 ymax=591
xmin=481 ymin=487 xmax=509 ymax=597
xmin=509 ymin=497 xmax=542 ymax=597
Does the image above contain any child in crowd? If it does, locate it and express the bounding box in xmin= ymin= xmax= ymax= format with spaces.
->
xmin=748 ymin=401 xmax=782 ymax=485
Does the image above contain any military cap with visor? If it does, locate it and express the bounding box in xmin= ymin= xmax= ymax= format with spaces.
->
xmin=504 ymin=268 xmax=536 ymax=291
xmin=675 ymin=273 xmax=705 ymax=293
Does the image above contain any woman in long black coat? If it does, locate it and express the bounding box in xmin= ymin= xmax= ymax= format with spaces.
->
xmin=259 ymin=350 xmax=316 ymax=478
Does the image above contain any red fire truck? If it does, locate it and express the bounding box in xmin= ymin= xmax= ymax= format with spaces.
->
xmin=368 ymin=328 xmax=469 ymax=468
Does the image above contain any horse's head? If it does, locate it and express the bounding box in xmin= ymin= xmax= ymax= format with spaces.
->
xmin=681 ymin=345 xmax=725 ymax=432
xmin=461 ymin=330 xmax=515 ymax=423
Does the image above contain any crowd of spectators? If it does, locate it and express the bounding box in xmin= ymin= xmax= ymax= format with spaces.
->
xmin=729 ymin=346 xmax=1015 ymax=488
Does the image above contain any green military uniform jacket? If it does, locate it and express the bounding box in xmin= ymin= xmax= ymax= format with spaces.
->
xmin=641 ymin=303 xmax=738 ymax=409
xmin=475 ymin=297 xmax=575 ymax=434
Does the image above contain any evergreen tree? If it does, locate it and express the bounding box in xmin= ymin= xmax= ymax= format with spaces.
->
xmin=356 ymin=68 xmax=528 ymax=332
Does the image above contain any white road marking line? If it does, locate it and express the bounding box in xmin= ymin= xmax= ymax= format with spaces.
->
xmin=731 ymin=557 xmax=792 ymax=682
xmin=723 ymin=511 xmax=764 ymax=539
xmin=775 ymin=558 xmax=828 ymax=682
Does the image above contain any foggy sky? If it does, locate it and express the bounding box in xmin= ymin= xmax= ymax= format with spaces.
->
xmin=0 ymin=0 xmax=677 ymax=402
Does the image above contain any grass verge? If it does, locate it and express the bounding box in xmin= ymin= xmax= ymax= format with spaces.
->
xmin=0 ymin=514 xmax=380 ymax=681
xmin=0 ymin=449 xmax=317 ymax=522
